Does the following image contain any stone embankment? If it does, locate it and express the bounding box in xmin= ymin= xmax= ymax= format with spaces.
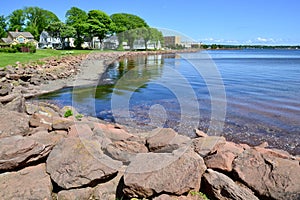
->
xmin=0 ymin=51 xmax=299 ymax=200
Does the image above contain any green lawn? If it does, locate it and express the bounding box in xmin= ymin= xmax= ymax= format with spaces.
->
xmin=0 ymin=49 xmax=97 ymax=67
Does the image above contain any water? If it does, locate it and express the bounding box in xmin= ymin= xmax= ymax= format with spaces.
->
xmin=35 ymin=49 xmax=300 ymax=154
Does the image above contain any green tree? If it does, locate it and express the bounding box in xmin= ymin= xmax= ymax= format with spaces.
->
xmin=110 ymin=13 xmax=148 ymax=49
xmin=66 ymin=7 xmax=88 ymax=49
xmin=24 ymin=7 xmax=59 ymax=39
xmin=87 ymin=10 xmax=115 ymax=48
xmin=45 ymin=21 xmax=76 ymax=49
xmin=7 ymin=9 xmax=26 ymax=31
xmin=0 ymin=15 xmax=7 ymax=38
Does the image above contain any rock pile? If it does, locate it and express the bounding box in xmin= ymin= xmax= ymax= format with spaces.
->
xmin=0 ymin=102 xmax=299 ymax=200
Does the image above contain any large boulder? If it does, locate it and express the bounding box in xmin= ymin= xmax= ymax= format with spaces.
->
xmin=3 ymin=95 xmax=25 ymax=112
xmin=46 ymin=137 xmax=123 ymax=189
xmin=0 ymin=108 xmax=29 ymax=138
xmin=146 ymin=128 xmax=191 ymax=153
xmin=202 ymin=169 xmax=259 ymax=200
xmin=105 ymin=140 xmax=148 ymax=163
xmin=93 ymin=122 xmax=135 ymax=141
xmin=0 ymin=164 xmax=52 ymax=200
xmin=233 ymin=148 xmax=300 ymax=200
xmin=192 ymin=136 xmax=226 ymax=157
xmin=0 ymin=131 xmax=61 ymax=171
xmin=204 ymin=141 xmax=245 ymax=172
xmin=57 ymin=187 xmax=93 ymax=200
xmin=123 ymin=148 xmax=206 ymax=198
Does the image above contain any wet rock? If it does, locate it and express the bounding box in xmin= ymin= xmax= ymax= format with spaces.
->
xmin=105 ymin=140 xmax=148 ymax=163
xmin=192 ymin=136 xmax=226 ymax=157
xmin=0 ymin=108 xmax=29 ymax=138
xmin=46 ymin=137 xmax=122 ymax=189
xmin=123 ymin=148 xmax=206 ymax=198
xmin=0 ymin=164 xmax=52 ymax=200
xmin=204 ymin=141 xmax=245 ymax=172
xmin=233 ymin=148 xmax=300 ymax=200
xmin=146 ymin=128 xmax=191 ymax=153
xmin=57 ymin=187 xmax=93 ymax=200
xmin=202 ymin=169 xmax=259 ymax=200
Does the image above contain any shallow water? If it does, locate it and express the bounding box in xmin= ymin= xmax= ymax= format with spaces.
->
xmin=35 ymin=49 xmax=300 ymax=155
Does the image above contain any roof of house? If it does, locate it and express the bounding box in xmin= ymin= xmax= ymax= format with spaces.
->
xmin=1 ymin=38 xmax=13 ymax=43
xmin=8 ymin=31 xmax=34 ymax=39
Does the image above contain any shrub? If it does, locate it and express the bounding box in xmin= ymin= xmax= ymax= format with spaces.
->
xmin=64 ymin=109 xmax=73 ymax=118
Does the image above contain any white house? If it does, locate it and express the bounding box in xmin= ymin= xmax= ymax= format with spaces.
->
xmin=38 ymin=31 xmax=75 ymax=49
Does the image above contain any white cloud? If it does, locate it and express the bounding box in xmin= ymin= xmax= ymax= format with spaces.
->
xmin=256 ymin=37 xmax=275 ymax=43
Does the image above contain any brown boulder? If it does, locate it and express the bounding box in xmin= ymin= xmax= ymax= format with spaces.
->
xmin=52 ymin=116 xmax=75 ymax=130
xmin=93 ymin=123 xmax=135 ymax=141
xmin=0 ymin=164 xmax=52 ymax=200
xmin=202 ymin=169 xmax=259 ymax=200
xmin=204 ymin=141 xmax=245 ymax=172
xmin=105 ymin=140 xmax=148 ymax=163
xmin=192 ymin=136 xmax=226 ymax=157
xmin=0 ymin=131 xmax=60 ymax=171
xmin=29 ymin=113 xmax=53 ymax=130
xmin=146 ymin=128 xmax=191 ymax=153
xmin=123 ymin=148 xmax=206 ymax=198
xmin=3 ymin=95 xmax=25 ymax=112
xmin=68 ymin=123 xmax=94 ymax=138
xmin=0 ymin=108 xmax=29 ymax=138
xmin=46 ymin=137 xmax=122 ymax=189
xmin=233 ymin=148 xmax=300 ymax=200
xmin=57 ymin=188 xmax=93 ymax=200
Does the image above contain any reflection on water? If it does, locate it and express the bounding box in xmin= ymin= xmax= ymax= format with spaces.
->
xmin=36 ymin=50 xmax=300 ymax=155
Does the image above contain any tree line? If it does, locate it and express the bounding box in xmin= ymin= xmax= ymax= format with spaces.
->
xmin=0 ymin=7 xmax=164 ymax=50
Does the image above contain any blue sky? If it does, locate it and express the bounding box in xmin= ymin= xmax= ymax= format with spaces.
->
xmin=1 ymin=0 xmax=299 ymax=45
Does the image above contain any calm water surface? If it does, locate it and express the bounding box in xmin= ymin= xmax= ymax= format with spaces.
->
xmin=36 ymin=49 xmax=300 ymax=154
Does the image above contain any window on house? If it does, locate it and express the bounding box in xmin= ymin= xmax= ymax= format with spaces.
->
xmin=18 ymin=37 xmax=25 ymax=43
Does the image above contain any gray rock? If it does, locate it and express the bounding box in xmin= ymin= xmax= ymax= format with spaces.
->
xmin=202 ymin=169 xmax=259 ymax=200
xmin=0 ymin=164 xmax=52 ymax=200
xmin=0 ymin=108 xmax=29 ymax=138
xmin=46 ymin=137 xmax=123 ymax=189
xmin=123 ymin=148 xmax=206 ymax=198
xmin=233 ymin=148 xmax=300 ymax=200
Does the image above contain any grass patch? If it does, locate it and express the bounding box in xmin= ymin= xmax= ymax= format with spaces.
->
xmin=0 ymin=49 xmax=97 ymax=67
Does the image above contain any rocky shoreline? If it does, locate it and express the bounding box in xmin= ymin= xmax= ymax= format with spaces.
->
xmin=0 ymin=51 xmax=299 ymax=200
